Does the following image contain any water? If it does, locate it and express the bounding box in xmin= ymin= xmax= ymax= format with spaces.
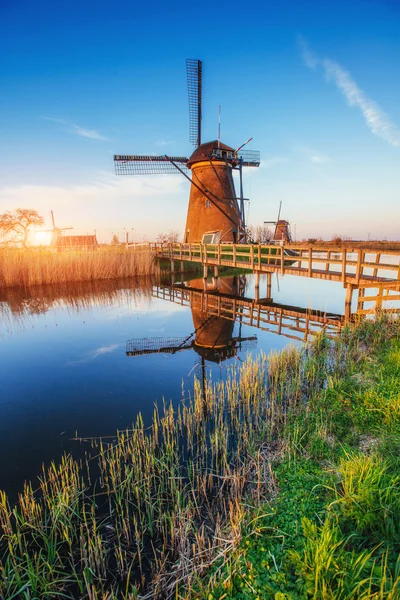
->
xmin=0 ymin=273 xmax=358 ymax=500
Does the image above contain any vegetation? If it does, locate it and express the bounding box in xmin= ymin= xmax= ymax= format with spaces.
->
xmin=156 ymin=229 xmax=181 ymax=243
xmin=0 ymin=208 xmax=44 ymax=248
xmin=245 ymin=225 xmax=274 ymax=244
xmin=0 ymin=316 xmax=399 ymax=598
xmin=0 ymin=247 xmax=160 ymax=288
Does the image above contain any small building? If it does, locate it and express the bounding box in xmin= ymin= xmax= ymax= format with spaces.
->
xmin=55 ymin=235 xmax=98 ymax=251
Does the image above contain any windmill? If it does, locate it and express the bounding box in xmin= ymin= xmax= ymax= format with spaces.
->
xmin=41 ymin=210 xmax=73 ymax=247
xmin=264 ymin=201 xmax=292 ymax=243
xmin=114 ymin=59 xmax=260 ymax=243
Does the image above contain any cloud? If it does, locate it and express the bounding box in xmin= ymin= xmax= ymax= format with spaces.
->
xmin=67 ymin=343 xmax=121 ymax=365
xmin=94 ymin=344 xmax=120 ymax=356
xmin=296 ymin=146 xmax=331 ymax=164
xmin=43 ymin=117 xmax=110 ymax=141
xmin=155 ymin=139 xmax=175 ymax=147
xmin=260 ymin=156 xmax=289 ymax=169
xmin=309 ymin=154 xmax=330 ymax=164
xmin=299 ymin=36 xmax=400 ymax=148
xmin=0 ymin=171 xmax=187 ymax=240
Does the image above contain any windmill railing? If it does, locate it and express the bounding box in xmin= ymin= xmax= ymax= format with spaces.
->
xmin=150 ymin=243 xmax=400 ymax=285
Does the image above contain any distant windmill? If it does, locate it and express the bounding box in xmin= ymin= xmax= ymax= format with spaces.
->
xmin=41 ymin=210 xmax=73 ymax=247
xmin=264 ymin=201 xmax=292 ymax=243
xmin=114 ymin=59 xmax=261 ymax=243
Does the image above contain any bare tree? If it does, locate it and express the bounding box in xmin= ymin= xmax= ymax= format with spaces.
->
xmin=111 ymin=233 xmax=119 ymax=245
xmin=245 ymin=225 xmax=274 ymax=244
xmin=0 ymin=209 xmax=44 ymax=248
xmin=156 ymin=230 xmax=180 ymax=244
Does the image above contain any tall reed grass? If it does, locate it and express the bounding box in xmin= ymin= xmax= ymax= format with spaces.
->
xmin=0 ymin=315 xmax=399 ymax=599
xmin=0 ymin=247 xmax=159 ymax=288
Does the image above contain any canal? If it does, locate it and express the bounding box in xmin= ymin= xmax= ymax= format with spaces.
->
xmin=0 ymin=271 xmax=364 ymax=500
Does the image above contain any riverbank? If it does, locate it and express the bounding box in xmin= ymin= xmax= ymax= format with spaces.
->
xmin=193 ymin=316 xmax=400 ymax=599
xmin=0 ymin=316 xmax=399 ymax=598
xmin=0 ymin=247 xmax=160 ymax=288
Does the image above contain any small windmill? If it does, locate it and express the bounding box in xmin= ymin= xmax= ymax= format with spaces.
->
xmin=114 ymin=59 xmax=261 ymax=243
xmin=41 ymin=210 xmax=73 ymax=247
xmin=264 ymin=201 xmax=292 ymax=243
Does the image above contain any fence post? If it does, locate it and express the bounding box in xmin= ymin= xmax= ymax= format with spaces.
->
xmin=308 ymin=247 xmax=313 ymax=277
xmin=342 ymin=249 xmax=347 ymax=283
xmin=356 ymin=249 xmax=363 ymax=284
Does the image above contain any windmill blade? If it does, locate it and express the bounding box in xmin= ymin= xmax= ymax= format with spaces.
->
xmin=186 ymin=59 xmax=202 ymax=147
xmin=277 ymin=201 xmax=282 ymax=222
xmin=237 ymin=149 xmax=260 ymax=167
xmin=114 ymin=155 xmax=189 ymax=175
xmin=50 ymin=210 xmax=56 ymax=228
xmin=126 ymin=336 xmax=193 ymax=356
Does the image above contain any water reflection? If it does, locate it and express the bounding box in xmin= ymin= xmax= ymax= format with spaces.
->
xmin=151 ymin=274 xmax=344 ymax=343
xmin=0 ymin=272 xmax=398 ymax=500
xmin=0 ymin=277 xmax=153 ymax=316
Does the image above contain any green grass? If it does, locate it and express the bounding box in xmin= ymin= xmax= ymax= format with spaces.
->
xmin=192 ymin=320 xmax=400 ymax=599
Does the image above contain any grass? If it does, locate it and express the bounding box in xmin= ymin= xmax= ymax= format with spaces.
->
xmin=194 ymin=317 xmax=400 ymax=599
xmin=0 ymin=247 xmax=160 ymax=288
xmin=0 ymin=315 xmax=399 ymax=598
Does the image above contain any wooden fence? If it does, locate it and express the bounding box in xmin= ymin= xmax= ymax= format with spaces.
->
xmin=151 ymin=243 xmax=400 ymax=285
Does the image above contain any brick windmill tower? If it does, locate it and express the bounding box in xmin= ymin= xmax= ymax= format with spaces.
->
xmin=114 ymin=60 xmax=260 ymax=243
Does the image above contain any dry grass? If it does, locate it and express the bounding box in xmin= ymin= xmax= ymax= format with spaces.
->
xmin=0 ymin=247 xmax=160 ymax=288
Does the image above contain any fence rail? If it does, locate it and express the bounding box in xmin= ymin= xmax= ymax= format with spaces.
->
xmin=150 ymin=243 xmax=400 ymax=285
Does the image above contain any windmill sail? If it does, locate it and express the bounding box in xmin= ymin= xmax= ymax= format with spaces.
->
xmin=114 ymin=155 xmax=189 ymax=175
xmin=237 ymin=149 xmax=260 ymax=167
xmin=186 ymin=59 xmax=202 ymax=147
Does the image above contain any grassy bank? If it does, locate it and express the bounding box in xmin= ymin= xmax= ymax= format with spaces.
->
xmin=0 ymin=247 xmax=160 ymax=288
xmin=194 ymin=318 xmax=400 ymax=599
xmin=0 ymin=317 xmax=399 ymax=598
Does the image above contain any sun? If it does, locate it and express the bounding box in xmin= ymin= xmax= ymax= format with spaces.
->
xmin=30 ymin=230 xmax=52 ymax=246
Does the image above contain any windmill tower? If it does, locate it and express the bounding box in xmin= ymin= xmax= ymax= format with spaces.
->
xmin=114 ymin=59 xmax=260 ymax=243
xmin=42 ymin=210 xmax=73 ymax=247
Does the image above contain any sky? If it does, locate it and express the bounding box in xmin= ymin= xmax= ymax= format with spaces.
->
xmin=0 ymin=0 xmax=399 ymax=242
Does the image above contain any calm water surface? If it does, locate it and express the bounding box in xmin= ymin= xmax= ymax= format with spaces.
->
xmin=0 ymin=273 xmax=352 ymax=500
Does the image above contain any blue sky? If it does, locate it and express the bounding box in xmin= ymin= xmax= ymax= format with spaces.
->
xmin=0 ymin=0 xmax=399 ymax=241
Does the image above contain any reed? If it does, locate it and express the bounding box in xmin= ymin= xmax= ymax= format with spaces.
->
xmin=0 ymin=247 xmax=160 ymax=288
xmin=0 ymin=315 xmax=399 ymax=599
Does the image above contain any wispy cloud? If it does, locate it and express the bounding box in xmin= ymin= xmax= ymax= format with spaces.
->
xmin=296 ymin=146 xmax=331 ymax=164
xmin=298 ymin=36 xmax=400 ymax=148
xmin=260 ymin=156 xmax=289 ymax=169
xmin=43 ymin=117 xmax=110 ymax=141
xmin=67 ymin=343 xmax=121 ymax=365
xmin=309 ymin=154 xmax=330 ymax=164
xmin=155 ymin=139 xmax=175 ymax=147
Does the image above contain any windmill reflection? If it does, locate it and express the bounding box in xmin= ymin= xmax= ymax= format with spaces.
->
xmin=126 ymin=275 xmax=257 ymax=398
xmin=127 ymin=275 xmax=257 ymax=361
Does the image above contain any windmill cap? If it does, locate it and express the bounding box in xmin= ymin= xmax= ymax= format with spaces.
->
xmin=187 ymin=140 xmax=235 ymax=167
